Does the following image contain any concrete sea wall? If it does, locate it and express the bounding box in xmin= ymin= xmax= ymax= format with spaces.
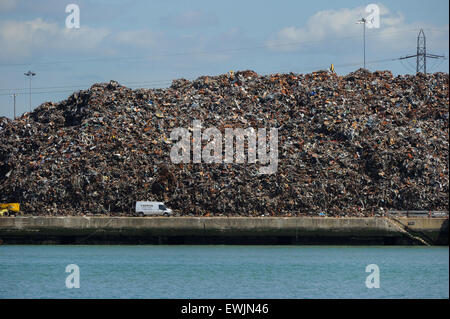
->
xmin=0 ymin=216 xmax=447 ymax=245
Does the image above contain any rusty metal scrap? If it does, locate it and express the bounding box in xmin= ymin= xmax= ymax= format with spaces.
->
xmin=0 ymin=70 xmax=448 ymax=217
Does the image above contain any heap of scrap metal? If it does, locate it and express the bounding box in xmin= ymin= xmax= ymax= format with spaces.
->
xmin=0 ymin=69 xmax=448 ymax=216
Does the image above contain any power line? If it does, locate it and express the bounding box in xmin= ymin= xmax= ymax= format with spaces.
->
xmin=0 ymin=56 xmax=403 ymax=97
xmin=0 ymin=89 xmax=88 ymax=97
xmin=0 ymin=28 xmax=426 ymax=68
xmin=428 ymin=57 xmax=446 ymax=73
xmin=399 ymin=58 xmax=416 ymax=73
xmin=1 ymin=28 xmax=444 ymax=95
xmin=1 ymin=28 xmax=446 ymax=95
xmin=0 ymin=82 xmax=180 ymax=97
xmin=0 ymin=79 xmax=181 ymax=92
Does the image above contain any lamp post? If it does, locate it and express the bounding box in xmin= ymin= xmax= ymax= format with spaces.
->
xmin=356 ymin=18 xmax=366 ymax=69
xmin=24 ymin=70 xmax=36 ymax=113
xmin=11 ymin=93 xmax=17 ymax=120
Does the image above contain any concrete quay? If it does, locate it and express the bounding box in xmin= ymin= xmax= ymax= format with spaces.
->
xmin=0 ymin=216 xmax=447 ymax=245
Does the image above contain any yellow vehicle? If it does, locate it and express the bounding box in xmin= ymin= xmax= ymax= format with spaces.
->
xmin=0 ymin=203 xmax=20 ymax=216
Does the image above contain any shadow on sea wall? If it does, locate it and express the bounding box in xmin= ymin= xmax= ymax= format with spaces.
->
xmin=0 ymin=217 xmax=447 ymax=245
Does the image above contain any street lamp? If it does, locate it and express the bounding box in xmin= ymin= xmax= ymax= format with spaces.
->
xmin=11 ymin=93 xmax=17 ymax=120
xmin=24 ymin=70 xmax=36 ymax=113
xmin=356 ymin=18 xmax=366 ymax=69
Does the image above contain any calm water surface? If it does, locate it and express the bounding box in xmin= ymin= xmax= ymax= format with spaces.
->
xmin=0 ymin=245 xmax=448 ymax=298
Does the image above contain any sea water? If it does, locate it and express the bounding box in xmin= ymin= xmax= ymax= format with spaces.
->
xmin=0 ymin=245 xmax=448 ymax=298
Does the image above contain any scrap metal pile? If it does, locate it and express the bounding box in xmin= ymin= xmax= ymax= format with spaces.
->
xmin=0 ymin=69 xmax=448 ymax=216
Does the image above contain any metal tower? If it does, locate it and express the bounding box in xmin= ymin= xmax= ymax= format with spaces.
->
xmin=417 ymin=29 xmax=426 ymax=74
xmin=400 ymin=29 xmax=445 ymax=74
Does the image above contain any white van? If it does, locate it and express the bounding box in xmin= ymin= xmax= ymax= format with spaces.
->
xmin=135 ymin=201 xmax=173 ymax=216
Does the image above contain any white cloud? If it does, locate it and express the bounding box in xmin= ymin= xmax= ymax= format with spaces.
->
xmin=265 ymin=3 xmax=449 ymax=54
xmin=0 ymin=18 xmax=170 ymax=62
xmin=0 ymin=18 xmax=110 ymax=61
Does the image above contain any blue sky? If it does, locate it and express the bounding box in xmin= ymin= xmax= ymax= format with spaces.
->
xmin=0 ymin=0 xmax=448 ymax=118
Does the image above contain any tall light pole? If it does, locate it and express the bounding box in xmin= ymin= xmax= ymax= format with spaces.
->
xmin=356 ymin=18 xmax=366 ymax=69
xmin=11 ymin=93 xmax=17 ymax=120
xmin=24 ymin=70 xmax=36 ymax=113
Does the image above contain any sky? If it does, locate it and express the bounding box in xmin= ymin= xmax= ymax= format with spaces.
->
xmin=0 ymin=0 xmax=448 ymax=118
